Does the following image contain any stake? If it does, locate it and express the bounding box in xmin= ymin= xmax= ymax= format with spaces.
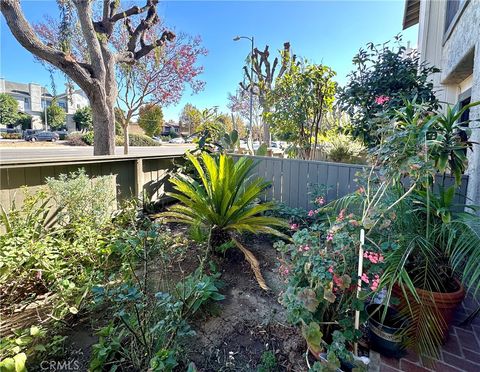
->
xmin=354 ymin=228 xmax=365 ymax=356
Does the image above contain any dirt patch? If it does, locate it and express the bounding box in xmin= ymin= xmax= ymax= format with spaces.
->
xmin=183 ymin=235 xmax=306 ymax=371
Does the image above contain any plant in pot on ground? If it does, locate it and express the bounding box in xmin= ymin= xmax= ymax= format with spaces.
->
xmin=369 ymin=99 xmax=480 ymax=359
xmin=275 ymin=198 xmax=385 ymax=370
xmin=158 ymin=151 xmax=287 ymax=289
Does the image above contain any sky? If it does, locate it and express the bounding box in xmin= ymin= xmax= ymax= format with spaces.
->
xmin=0 ymin=0 xmax=418 ymax=121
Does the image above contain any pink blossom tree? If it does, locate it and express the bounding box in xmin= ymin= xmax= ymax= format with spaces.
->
xmin=34 ymin=11 xmax=206 ymax=154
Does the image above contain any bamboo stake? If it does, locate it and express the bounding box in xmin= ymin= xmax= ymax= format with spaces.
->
xmin=354 ymin=228 xmax=365 ymax=356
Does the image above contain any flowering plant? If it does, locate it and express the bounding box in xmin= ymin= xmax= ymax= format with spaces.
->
xmin=275 ymin=202 xmax=386 ymax=366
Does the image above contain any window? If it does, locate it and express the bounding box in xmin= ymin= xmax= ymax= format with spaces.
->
xmin=24 ymin=97 xmax=30 ymax=110
xmin=58 ymin=101 xmax=67 ymax=110
xmin=457 ymin=89 xmax=471 ymax=154
xmin=445 ymin=0 xmax=460 ymax=32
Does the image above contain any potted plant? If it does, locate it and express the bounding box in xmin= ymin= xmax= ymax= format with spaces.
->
xmin=369 ymin=99 xmax=480 ymax=357
xmin=365 ymin=303 xmax=407 ymax=358
xmin=275 ymin=197 xmax=377 ymax=370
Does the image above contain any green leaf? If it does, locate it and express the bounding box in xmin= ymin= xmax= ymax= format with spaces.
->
xmin=13 ymin=353 xmax=27 ymax=372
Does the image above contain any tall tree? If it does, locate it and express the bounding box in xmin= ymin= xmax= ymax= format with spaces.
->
xmin=114 ymin=28 xmax=206 ymax=153
xmin=338 ymin=36 xmax=439 ymax=147
xmin=265 ymin=62 xmax=336 ymax=160
xmin=178 ymin=103 xmax=202 ymax=135
xmin=73 ymin=106 xmax=92 ymax=131
xmin=35 ymin=14 xmax=205 ymax=154
xmin=0 ymin=93 xmax=20 ymax=127
xmin=239 ymin=42 xmax=294 ymax=146
xmin=41 ymin=98 xmax=66 ymax=130
xmin=138 ymin=103 xmax=163 ymax=137
xmin=1 ymin=0 xmax=175 ymax=155
xmin=227 ymin=88 xmax=262 ymax=139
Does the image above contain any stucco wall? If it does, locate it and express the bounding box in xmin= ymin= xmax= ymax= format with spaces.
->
xmin=441 ymin=1 xmax=480 ymax=206
xmin=417 ymin=0 xmax=480 ymax=205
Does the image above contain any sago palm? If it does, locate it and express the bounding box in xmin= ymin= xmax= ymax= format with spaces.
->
xmin=159 ymin=152 xmax=287 ymax=289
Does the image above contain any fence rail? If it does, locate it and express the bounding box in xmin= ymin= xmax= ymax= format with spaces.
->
xmin=234 ymin=155 xmax=469 ymax=210
xmin=0 ymin=154 xmax=182 ymax=211
xmin=0 ymin=154 xmax=469 ymax=212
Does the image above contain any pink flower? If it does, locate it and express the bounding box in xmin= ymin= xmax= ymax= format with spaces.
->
xmin=357 ymin=187 xmax=365 ymax=194
xmin=328 ymin=266 xmax=334 ymax=273
xmin=378 ymin=254 xmax=384 ymax=263
xmin=370 ymin=276 xmax=380 ymax=291
xmin=316 ymin=196 xmax=325 ymax=205
xmin=326 ymin=232 xmax=334 ymax=242
xmin=290 ymin=223 xmax=299 ymax=231
xmin=303 ymin=245 xmax=310 ymax=251
xmin=36 ymin=270 xmax=42 ymax=280
xmin=308 ymin=210 xmax=315 ymax=217
xmin=361 ymin=273 xmax=369 ymax=284
xmin=349 ymin=219 xmax=359 ymax=227
xmin=333 ymin=274 xmax=342 ymax=287
xmin=375 ymin=95 xmax=391 ymax=105
xmin=279 ymin=265 xmax=290 ymax=276
xmin=336 ymin=209 xmax=346 ymax=222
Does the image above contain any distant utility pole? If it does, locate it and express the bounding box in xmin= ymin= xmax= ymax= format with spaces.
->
xmin=43 ymin=90 xmax=48 ymax=131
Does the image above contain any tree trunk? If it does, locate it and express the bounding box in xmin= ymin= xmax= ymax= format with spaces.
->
xmin=123 ymin=122 xmax=130 ymax=155
xmin=91 ymin=101 xmax=115 ymax=156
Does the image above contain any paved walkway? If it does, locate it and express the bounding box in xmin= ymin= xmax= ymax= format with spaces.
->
xmin=377 ymin=294 xmax=480 ymax=372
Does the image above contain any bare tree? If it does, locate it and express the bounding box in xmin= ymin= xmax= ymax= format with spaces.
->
xmin=239 ymin=42 xmax=294 ymax=146
xmin=1 ymin=0 xmax=175 ymax=155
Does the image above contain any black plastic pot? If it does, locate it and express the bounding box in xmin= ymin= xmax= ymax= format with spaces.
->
xmin=366 ymin=303 xmax=407 ymax=358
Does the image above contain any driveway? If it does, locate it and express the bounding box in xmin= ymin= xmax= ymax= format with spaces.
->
xmin=0 ymin=143 xmax=194 ymax=162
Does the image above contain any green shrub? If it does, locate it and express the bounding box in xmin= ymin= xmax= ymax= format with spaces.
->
xmin=1 ymin=132 xmax=22 ymax=139
xmin=115 ymin=133 xmax=161 ymax=147
xmin=0 ymin=171 xmax=126 ymax=368
xmin=66 ymin=133 xmax=88 ymax=146
xmin=81 ymin=131 xmax=94 ymax=145
xmin=325 ymin=134 xmax=366 ymax=164
xmin=46 ymin=169 xmax=116 ymax=227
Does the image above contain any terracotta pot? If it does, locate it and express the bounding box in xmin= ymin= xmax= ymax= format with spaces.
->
xmin=392 ymin=278 xmax=465 ymax=336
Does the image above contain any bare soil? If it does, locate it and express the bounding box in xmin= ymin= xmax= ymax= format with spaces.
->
xmin=182 ymin=235 xmax=306 ymax=371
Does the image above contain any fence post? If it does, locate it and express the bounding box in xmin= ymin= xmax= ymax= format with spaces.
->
xmin=134 ymin=158 xmax=144 ymax=197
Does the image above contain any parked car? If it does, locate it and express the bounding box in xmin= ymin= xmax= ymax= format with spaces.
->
xmin=168 ymin=137 xmax=185 ymax=144
xmin=152 ymin=136 xmax=163 ymax=144
xmin=25 ymin=131 xmax=60 ymax=142
xmin=185 ymin=135 xmax=197 ymax=143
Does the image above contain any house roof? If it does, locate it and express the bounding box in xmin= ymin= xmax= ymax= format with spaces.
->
xmin=403 ymin=0 xmax=420 ymax=29
xmin=2 ymin=80 xmax=53 ymax=97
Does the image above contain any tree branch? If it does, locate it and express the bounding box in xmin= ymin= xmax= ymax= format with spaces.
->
xmin=133 ymin=30 xmax=176 ymax=60
xmin=0 ymin=0 xmax=94 ymax=91
xmin=73 ymin=0 xmax=106 ymax=79
xmin=110 ymin=0 xmax=156 ymax=23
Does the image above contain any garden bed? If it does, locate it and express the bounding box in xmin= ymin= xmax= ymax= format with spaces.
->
xmin=17 ymin=225 xmax=306 ymax=371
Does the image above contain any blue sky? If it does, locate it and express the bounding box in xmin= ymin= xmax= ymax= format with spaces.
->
xmin=1 ymin=1 xmax=417 ymax=121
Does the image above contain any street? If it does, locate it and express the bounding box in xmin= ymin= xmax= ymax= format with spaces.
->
xmin=0 ymin=143 xmax=194 ymax=161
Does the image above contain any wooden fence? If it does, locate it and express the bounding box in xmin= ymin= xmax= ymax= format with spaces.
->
xmin=235 ymin=155 xmax=469 ymax=210
xmin=0 ymin=154 xmax=469 ymax=212
xmin=0 ymin=154 xmax=182 ymax=211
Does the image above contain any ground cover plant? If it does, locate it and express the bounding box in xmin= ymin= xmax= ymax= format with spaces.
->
xmin=0 ymin=171 xmax=222 ymax=371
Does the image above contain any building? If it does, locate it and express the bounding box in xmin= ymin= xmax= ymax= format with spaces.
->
xmin=162 ymin=120 xmax=181 ymax=136
xmin=403 ymin=0 xmax=480 ymax=205
xmin=0 ymin=79 xmax=89 ymax=132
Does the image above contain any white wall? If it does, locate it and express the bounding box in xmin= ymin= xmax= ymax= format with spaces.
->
xmin=417 ymin=0 xmax=480 ymax=206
